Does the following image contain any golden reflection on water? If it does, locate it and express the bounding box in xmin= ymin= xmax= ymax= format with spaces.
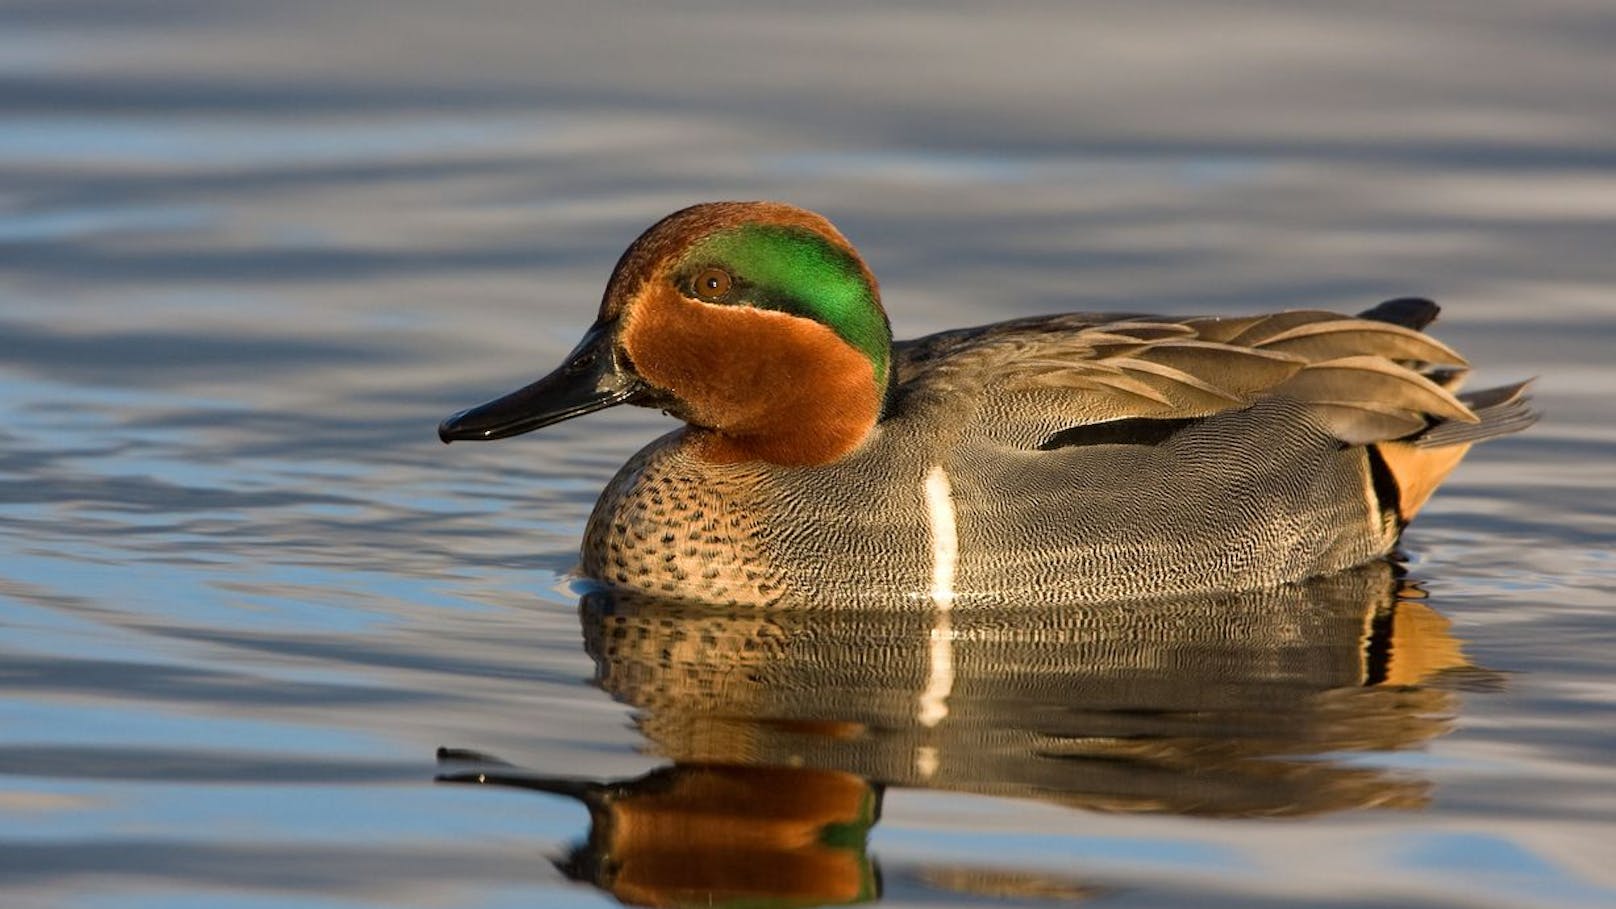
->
xmin=441 ymin=560 xmax=1479 ymax=908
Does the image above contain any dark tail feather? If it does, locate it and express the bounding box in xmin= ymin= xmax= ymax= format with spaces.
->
xmin=1359 ymin=297 xmax=1440 ymax=331
xmin=1416 ymin=380 xmax=1539 ymax=448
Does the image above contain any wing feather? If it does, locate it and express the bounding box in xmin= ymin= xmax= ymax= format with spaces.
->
xmin=1114 ymin=358 xmax=1246 ymax=411
xmin=1253 ymin=320 xmax=1468 ymax=366
xmin=1136 ymin=340 xmax=1307 ymax=396
xmin=893 ymin=309 xmax=1485 ymax=449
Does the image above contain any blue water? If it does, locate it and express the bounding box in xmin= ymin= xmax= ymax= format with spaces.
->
xmin=3 ymin=3 xmax=1615 ymax=907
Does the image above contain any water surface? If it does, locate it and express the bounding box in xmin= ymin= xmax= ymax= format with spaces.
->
xmin=2 ymin=3 xmax=1614 ymax=907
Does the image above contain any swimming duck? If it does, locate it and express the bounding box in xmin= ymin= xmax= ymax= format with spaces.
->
xmin=439 ymin=202 xmax=1534 ymax=607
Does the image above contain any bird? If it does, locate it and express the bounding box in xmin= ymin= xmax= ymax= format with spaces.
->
xmin=439 ymin=201 xmax=1535 ymax=608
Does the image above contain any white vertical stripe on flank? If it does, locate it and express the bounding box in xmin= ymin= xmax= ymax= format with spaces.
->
xmin=924 ymin=464 xmax=958 ymax=607
xmin=917 ymin=464 xmax=958 ymax=731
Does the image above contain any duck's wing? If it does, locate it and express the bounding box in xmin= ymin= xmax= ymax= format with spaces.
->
xmin=891 ymin=303 xmax=1490 ymax=450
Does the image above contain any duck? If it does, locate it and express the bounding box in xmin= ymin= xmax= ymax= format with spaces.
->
xmin=439 ymin=201 xmax=1535 ymax=608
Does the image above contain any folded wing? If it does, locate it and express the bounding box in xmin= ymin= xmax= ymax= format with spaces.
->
xmin=891 ymin=303 xmax=1527 ymax=451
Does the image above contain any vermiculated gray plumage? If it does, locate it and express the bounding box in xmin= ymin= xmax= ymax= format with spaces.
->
xmin=583 ymin=306 xmax=1535 ymax=607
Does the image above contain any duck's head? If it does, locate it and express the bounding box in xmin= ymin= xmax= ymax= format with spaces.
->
xmin=438 ymin=201 xmax=892 ymax=466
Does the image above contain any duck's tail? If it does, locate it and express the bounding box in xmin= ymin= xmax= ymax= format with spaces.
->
xmin=1357 ymin=296 xmax=1442 ymax=331
xmin=1414 ymin=379 xmax=1539 ymax=448
xmin=1370 ymin=381 xmax=1536 ymax=522
xmin=1355 ymin=295 xmax=1538 ymax=522
xmin=1357 ymin=297 xmax=1531 ymax=520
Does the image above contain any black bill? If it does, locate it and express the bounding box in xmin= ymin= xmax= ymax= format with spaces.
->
xmin=438 ymin=321 xmax=642 ymax=443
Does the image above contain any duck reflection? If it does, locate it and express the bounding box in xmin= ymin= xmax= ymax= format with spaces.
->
xmin=439 ymin=561 xmax=1480 ymax=907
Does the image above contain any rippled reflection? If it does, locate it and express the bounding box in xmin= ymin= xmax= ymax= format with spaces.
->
xmin=441 ymin=560 xmax=1481 ymax=907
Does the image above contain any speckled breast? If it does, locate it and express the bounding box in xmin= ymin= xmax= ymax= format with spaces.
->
xmin=581 ymin=433 xmax=789 ymax=606
xmin=581 ymin=429 xmax=935 ymax=607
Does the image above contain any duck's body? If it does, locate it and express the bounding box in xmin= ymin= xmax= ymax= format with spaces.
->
xmin=441 ymin=203 xmax=1534 ymax=607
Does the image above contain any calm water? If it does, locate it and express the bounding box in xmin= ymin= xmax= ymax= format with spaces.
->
xmin=3 ymin=2 xmax=1615 ymax=907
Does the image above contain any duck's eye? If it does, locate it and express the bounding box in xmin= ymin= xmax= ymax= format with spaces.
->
xmin=692 ymin=267 xmax=733 ymax=302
